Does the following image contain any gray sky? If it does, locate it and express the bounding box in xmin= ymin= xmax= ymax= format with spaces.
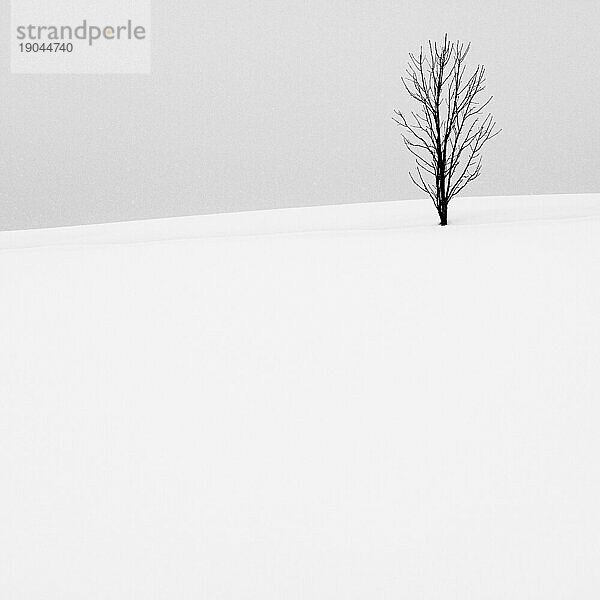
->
xmin=2 ymin=0 xmax=599 ymax=231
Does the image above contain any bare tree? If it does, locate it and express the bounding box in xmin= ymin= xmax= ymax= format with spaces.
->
xmin=394 ymin=35 xmax=500 ymax=225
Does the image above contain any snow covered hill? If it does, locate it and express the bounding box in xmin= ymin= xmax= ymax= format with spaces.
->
xmin=1 ymin=194 xmax=599 ymax=599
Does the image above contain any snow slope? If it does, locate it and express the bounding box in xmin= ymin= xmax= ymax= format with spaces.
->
xmin=1 ymin=194 xmax=599 ymax=599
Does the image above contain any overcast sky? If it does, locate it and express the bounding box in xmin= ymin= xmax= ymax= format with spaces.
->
xmin=2 ymin=0 xmax=599 ymax=230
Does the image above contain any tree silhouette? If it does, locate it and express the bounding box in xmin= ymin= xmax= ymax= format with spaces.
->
xmin=394 ymin=35 xmax=500 ymax=225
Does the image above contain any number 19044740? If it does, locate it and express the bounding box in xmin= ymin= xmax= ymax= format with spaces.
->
xmin=19 ymin=42 xmax=73 ymax=53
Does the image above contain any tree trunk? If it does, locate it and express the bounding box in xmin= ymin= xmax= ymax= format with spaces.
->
xmin=439 ymin=202 xmax=448 ymax=226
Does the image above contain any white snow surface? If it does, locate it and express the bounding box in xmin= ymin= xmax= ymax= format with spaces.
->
xmin=1 ymin=194 xmax=600 ymax=599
